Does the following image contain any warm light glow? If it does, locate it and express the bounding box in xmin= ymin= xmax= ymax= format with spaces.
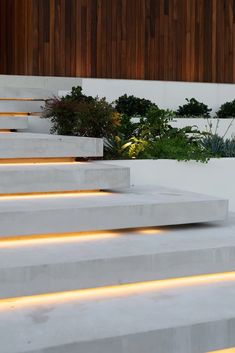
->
xmin=0 ymin=112 xmax=41 ymax=116
xmin=0 ymin=190 xmax=110 ymax=200
xmin=0 ymin=228 xmax=163 ymax=248
xmin=138 ymin=228 xmax=164 ymax=235
xmin=0 ymin=129 xmax=12 ymax=133
xmin=0 ymin=230 xmax=119 ymax=247
xmin=0 ymin=158 xmax=77 ymax=164
xmin=207 ymin=348 xmax=235 ymax=353
xmin=1 ymin=272 xmax=235 ymax=311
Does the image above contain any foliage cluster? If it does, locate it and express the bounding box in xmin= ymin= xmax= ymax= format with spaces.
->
xmin=43 ymin=86 xmax=120 ymax=138
xmin=216 ymin=99 xmax=235 ymax=119
xmin=175 ymin=98 xmax=212 ymax=118
xmin=42 ymin=87 xmax=235 ymax=162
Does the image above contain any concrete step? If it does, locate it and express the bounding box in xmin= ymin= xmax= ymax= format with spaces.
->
xmin=0 ymin=116 xmax=28 ymax=130
xmin=1 ymin=273 xmax=235 ymax=353
xmin=0 ymin=99 xmax=45 ymax=113
xmin=0 ymin=162 xmax=130 ymax=194
xmin=0 ymin=186 xmax=228 ymax=237
xmin=0 ymin=214 xmax=234 ymax=299
xmin=0 ymin=86 xmax=53 ymax=99
xmin=0 ymin=133 xmax=103 ymax=159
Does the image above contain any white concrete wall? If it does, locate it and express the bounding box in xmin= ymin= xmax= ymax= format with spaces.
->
xmin=0 ymin=75 xmax=82 ymax=95
xmin=98 ymin=159 xmax=235 ymax=211
xmin=82 ymin=78 xmax=235 ymax=115
xmin=172 ymin=118 xmax=235 ymax=139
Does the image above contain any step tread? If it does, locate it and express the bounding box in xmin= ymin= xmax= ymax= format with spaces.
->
xmin=1 ymin=215 xmax=234 ymax=269
xmin=0 ymin=162 xmax=130 ymax=193
xmin=0 ymin=186 xmax=227 ymax=237
xmin=0 ymin=215 xmax=233 ymax=299
xmin=1 ymin=275 xmax=235 ymax=353
xmin=0 ymin=185 xmax=226 ymax=211
xmin=0 ymin=116 xmax=28 ymax=130
xmin=0 ymin=132 xmax=103 ymax=158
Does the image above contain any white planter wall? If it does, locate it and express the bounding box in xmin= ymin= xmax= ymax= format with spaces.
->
xmin=172 ymin=118 xmax=235 ymax=139
xmin=97 ymin=159 xmax=235 ymax=211
xmin=82 ymin=78 xmax=235 ymax=115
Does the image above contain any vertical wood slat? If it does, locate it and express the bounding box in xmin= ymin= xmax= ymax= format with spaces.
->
xmin=0 ymin=0 xmax=235 ymax=83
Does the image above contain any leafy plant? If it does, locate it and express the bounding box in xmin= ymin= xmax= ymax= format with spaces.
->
xmin=115 ymin=94 xmax=157 ymax=117
xmin=176 ymin=98 xmax=212 ymax=118
xmin=216 ymin=99 xmax=235 ymax=119
xmin=105 ymin=106 xmax=209 ymax=162
xmin=42 ymin=86 xmax=120 ymax=138
xmin=202 ymin=134 xmax=235 ymax=157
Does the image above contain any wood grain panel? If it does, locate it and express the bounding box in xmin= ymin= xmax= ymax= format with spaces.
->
xmin=0 ymin=0 xmax=235 ymax=83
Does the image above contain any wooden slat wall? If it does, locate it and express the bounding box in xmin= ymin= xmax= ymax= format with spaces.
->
xmin=0 ymin=0 xmax=235 ymax=83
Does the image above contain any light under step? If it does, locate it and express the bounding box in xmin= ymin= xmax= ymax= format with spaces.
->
xmin=0 ymin=132 xmax=103 ymax=158
xmin=0 ymin=215 xmax=234 ymax=299
xmin=0 ymin=186 xmax=228 ymax=237
xmin=0 ymin=157 xmax=77 ymax=164
xmin=208 ymin=348 xmax=235 ymax=352
xmin=0 ymin=162 xmax=130 ymax=194
xmin=0 ymin=112 xmax=41 ymax=116
xmin=1 ymin=273 xmax=235 ymax=353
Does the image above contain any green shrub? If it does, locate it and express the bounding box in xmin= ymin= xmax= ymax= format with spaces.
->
xmin=216 ymin=99 xmax=235 ymax=119
xmin=42 ymin=86 xmax=120 ymax=138
xmin=176 ymin=98 xmax=212 ymax=118
xmin=115 ymin=94 xmax=157 ymax=117
xmin=105 ymin=106 xmax=209 ymax=162
xmin=202 ymin=134 xmax=235 ymax=157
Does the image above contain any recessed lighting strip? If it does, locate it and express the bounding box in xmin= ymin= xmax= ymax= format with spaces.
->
xmin=1 ymin=272 xmax=235 ymax=311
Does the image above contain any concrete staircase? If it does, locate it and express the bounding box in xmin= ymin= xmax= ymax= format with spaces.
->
xmin=0 ymin=96 xmax=235 ymax=353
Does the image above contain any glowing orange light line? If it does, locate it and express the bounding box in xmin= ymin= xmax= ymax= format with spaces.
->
xmin=1 ymin=272 xmax=235 ymax=311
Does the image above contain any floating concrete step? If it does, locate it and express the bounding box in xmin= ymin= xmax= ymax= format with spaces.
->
xmin=1 ymin=273 xmax=235 ymax=353
xmin=0 ymin=86 xmax=53 ymax=99
xmin=0 ymin=116 xmax=28 ymax=130
xmin=0 ymin=99 xmax=45 ymax=113
xmin=0 ymin=214 xmax=234 ymax=299
xmin=0 ymin=163 xmax=130 ymax=194
xmin=0 ymin=186 xmax=228 ymax=237
xmin=0 ymin=133 xmax=103 ymax=159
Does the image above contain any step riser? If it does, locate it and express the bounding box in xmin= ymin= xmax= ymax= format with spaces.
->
xmin=0 ymin=166 xmax=130 ymax=194
xmin=0 ymin=200 xmax=227 ymax=237
xmin=0 ymin=101 xmax=44 ymax=113
xmin=0 ymin=134 xmax=103 ymax=158
xmin=1 ymin=247 xmax=235 ymax=299
xmin=0 ymin=116 xmax=28 ymax=130
xmin=30 ymin=319 xmax=233 ymax=353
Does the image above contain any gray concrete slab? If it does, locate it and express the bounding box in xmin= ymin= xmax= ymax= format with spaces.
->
xmin=0 ymin=186 xmax=228 ymax=237
xmin=0 ymin=116 xmax=28 ymax=130
xmin=0 ymin=215 xmax=234 ymax=299
xmin=0 ymin=163 xmax=130 ymax=194
xmin=1 ymin=274 xmax=235 ymax=353
xmin=0 ymin=100 xmax=44 ymax=113
xmin=0 ymin=133 xmax=103 ymax=158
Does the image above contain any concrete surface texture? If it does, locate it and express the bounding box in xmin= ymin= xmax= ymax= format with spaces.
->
xmin=0 ymin=133 xmax=103 ymax=158
xmin=0 ymin=186 xmax=228 ymax=237
xmin=0 ymin=100 xmax=44 ymax=113
xmin=97 ymin=159 xmax=235 ymax=211
xmin=0 ymin=214 xmax=235 ymax=299
xmin=0 ymin=115 xmax=28 ymax=130
xmin=1 ymin=274 xmax=235 ymax=353
xmin=0 ymin=163 xmax=130 ymax=194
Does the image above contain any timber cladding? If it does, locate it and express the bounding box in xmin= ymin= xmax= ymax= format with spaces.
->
xmin=0 ymin=0 xmax=235 ymax=83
